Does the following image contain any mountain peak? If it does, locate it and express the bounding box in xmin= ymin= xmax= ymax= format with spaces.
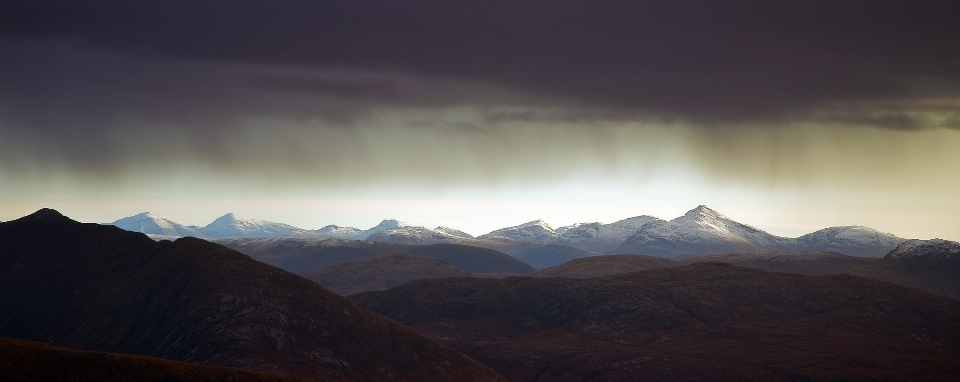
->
xmin=208 ymin=213 xmax=244 ymax=225
xmin=676 ymin=205 xmax=727 ymax=223
xmin=887 ymin=239 xmax=960 ymax=258
xmin=373 ymin=219 xmax=409 ymax=230
xmin=18 ymin=208 xmax=69 ymax=224
xmin=521 ymin=219 xmax=553 ymax=230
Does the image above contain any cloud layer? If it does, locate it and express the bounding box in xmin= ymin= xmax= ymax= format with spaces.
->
xmin=1 ymin=0 xmax=959 ymax=197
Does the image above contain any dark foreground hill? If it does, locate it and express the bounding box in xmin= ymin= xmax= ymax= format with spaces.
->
xmin=0 ymin=338 xmax=308 ymax=382
xmin=354 ymin=263 xmax=960 ymax=382
xmin=533 ymin=254 xmax=678 ymax=278
xmin=0 ymin=209 xmax=505 ymax=382
xmin=301 ymin=254 xmax=478 ymax=296
xmin=218 ymin=237 xmax=535 ymax=274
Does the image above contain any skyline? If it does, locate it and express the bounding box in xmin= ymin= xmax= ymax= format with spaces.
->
xmin=2 ymin=1 xmax=959 ymax=241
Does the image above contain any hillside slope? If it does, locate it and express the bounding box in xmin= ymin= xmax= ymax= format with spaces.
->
xmin=301 ymin=255 xmax=477 ymax=296
xmin=0 ymin=209 xmax=505 ymax=382
xmin=354 ymin=263 xmax=960 ymax=381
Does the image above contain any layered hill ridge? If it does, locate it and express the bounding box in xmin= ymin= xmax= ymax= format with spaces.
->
xmin=532 ymin=244 xmax=960 ymax=302
xmin=513 ymin=244 xmax=597 ymax=270
xmin=216 ymin=236 xmax=536 ymax=275
xmin=533 ymin=254 xmax=678 ymax=278
xmin=0 ymin=209 xmax=505 ymax=382
xmin=301 ymin=254 xmax=477 ymax=296
xmin=353 ymin=263 xmax=960 ymax=381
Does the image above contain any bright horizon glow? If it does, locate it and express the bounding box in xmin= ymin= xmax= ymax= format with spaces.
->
xmin=3 ymin=170 xmax=957 ymax=241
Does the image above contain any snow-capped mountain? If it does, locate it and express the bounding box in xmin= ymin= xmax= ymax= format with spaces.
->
xmin=106 ymin=207 xmax=913 ymax=259
xmin=555 ymin=216 xmax=664 ymax=253
xmin=198 ymin=213 xmax=309 ymax=239
xmin=315 ymin=225 xmax=365 ymax=240
xmin=435 ymin=226 xmax=474 ymax=239
xmin=795 ymin=226 xmax=905 ymax=257
xmin=315 ymin=220 xmax=475 ymax=243
xmin=107 ymin=212 xmax=203 ymax=237
xmin=886 ymin=239 xmax=960 ymax=259
xmin=366 ymin=225 xmax=468 ymax=245
xmin=478 ymin=219 xmax=559 ymax=243
xmin=616 ymin=205 xmax=794 ymax=258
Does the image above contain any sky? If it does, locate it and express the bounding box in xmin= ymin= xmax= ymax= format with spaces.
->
xmin=1 ymin=0 xmax=959 ymax=240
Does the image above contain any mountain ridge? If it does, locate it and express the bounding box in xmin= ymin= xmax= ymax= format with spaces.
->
xmin=104 ymin=205 xmax=907 ymax=258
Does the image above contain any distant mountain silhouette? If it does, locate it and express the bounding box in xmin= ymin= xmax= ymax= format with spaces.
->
xmin=0 ymin=338 xmax=308 ymax=382
xmin=0 ymin=209 xmax=505 ymax=382
xmin=301 ymin=254 xmax=477 ymax=296
xmin=533 ymin=254 xmax=678 ymax=278
xmin=217 ymin=237 xmax=535 ymax=274
xmin=354 ymin=263 xmax=960 ymax=381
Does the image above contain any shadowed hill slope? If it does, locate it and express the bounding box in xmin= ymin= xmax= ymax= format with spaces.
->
xmin=0 ymin=338 xmax=309 ymax=382
xmin=0 ymin=209 xmax=505 ymax=382
xmin=301 ymin=254 xmax=477 ymax=296
xmin=846 ymin=239 xmax=960 ymax=301
xmin=533 ymin=254 xmax=678 ymax=278
xmin=354 ymin=263 xmax=960 ymax=382
xmin=218 ymin=237 xmax=535 ymax=274
xmin=514 ymin=244 xmax=597 ymax=270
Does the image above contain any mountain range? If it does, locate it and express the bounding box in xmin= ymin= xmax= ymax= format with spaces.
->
xmin=4 ymin=208 xmax=960 ymax=381
xmin=109 ymin=205 xmax=907 ymax=259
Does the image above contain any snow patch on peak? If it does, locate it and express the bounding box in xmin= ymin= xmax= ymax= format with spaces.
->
xmin=887 ymin=239 xmax=960 ymax=258
xmin=315 ymin=225 xmax=364 ymax=239
xmin=478 ymin=219 xmax=558 ymax=243
xmin=672 ymin=205 xmax=729 ymax=225
xmin=108 ymin=212 xmax=203 ymax=237
xmin=434 ymin=226 xmax=474 ymax=239
xmin=199 ymin=213 xmax=307 ymax=239
xmin=371 ymin=219 xmax=411 ymax=230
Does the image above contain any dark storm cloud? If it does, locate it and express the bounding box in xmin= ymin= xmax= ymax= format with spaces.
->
xmin=2 ymin=0 xmax=960 ymax=193
xmin=3 ymin=0 xmax=959 ymax=126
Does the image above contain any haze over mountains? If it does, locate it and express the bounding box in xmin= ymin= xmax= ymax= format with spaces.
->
xmin=109 ymin=205 xmax=907 ymax=259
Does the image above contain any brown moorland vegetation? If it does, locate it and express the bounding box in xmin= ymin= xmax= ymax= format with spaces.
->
xmin=354 ymin=263 xmax=960 ymax=381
